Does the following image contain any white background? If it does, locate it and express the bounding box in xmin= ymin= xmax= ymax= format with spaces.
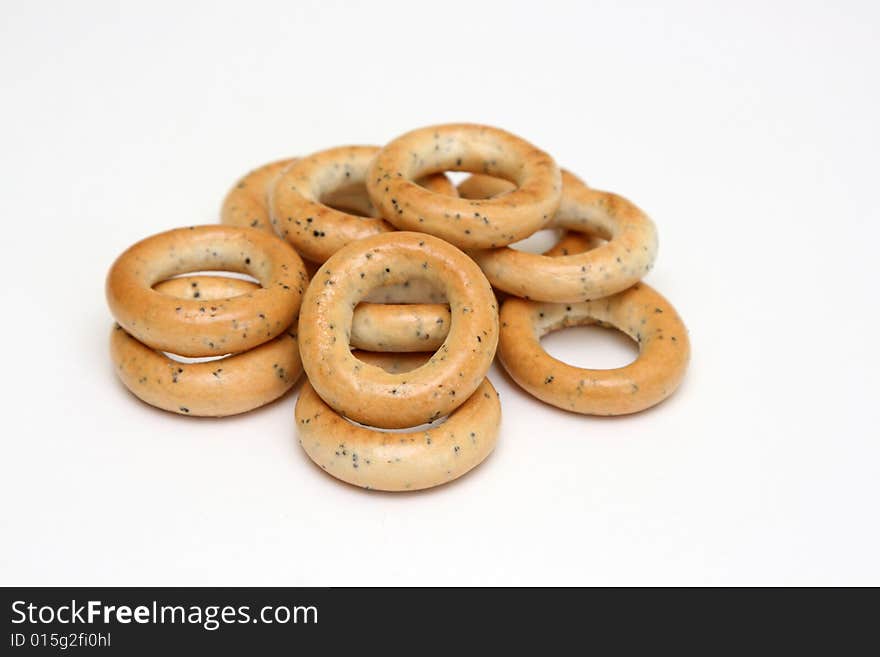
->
xmin=1 ymin=1 xmax=878 ymax=586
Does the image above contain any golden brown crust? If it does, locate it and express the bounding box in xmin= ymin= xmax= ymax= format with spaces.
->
xmin=111 ymin=325 xmax=301 ymax=417
xmin=106 ymin=225 xmax=307 ymax=357
xmin=367 ymin=123 xmax=562 ymax=249
xmin=298 ymin=232 xmax=498 ymax=428
xmin=498 ymin=283 xmax=689 ymax=415
xmin=457 ymin=172 xmax=516 ymax=200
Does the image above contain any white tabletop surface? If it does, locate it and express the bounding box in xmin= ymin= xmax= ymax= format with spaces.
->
xmin=1 ymin=0 xmax=878 ymax=586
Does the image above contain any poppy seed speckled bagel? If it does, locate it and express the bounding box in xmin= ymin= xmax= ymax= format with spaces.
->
xmin=270 ymin=145 xmax=457 ymax=263
xmin=296 ymin=351 xmax=500 ymax=491
xmin=498 ymin=282 xmax=690 ymax=415
xmin=298 ymin=231 xmax=498 ymax=429
xmin=222 ymin=155 xmax=455 ymax=242
xmin=471 ymin=171 xmax=658 ymax=302
xmin=366 ymin=123 xmax=562 ymax=249
xmin=106 ymin=225 xmax=307 ymax=357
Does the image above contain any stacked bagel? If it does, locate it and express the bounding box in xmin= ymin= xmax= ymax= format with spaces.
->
xmin=107 ymin=123 xmax=690 ymax=492
xmin=106 ymin=226 xmax=308 ymax=417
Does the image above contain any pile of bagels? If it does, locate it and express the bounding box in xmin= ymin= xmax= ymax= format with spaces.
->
xmin=106 ymin=123 xmax=690 ymax=492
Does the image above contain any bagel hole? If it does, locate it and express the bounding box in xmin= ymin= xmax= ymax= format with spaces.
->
xmin=165 ymin=270 xmax=260 ymax=284
xmin=509 ymin=229 xmax=563 ymax=254
xmin=446 ymin=171 xmax=471 ymax=186
xmin=341 ymin=414 xmax=449 ymax=434
xmin=162 ymin=351 xmax=231 ymax=364
xmin=153 ymin=271 xmax=262 ymax=301
xmin=323 ymin=201 xmax=374 ymax=218
xmin=349 ymin=350 xmax=434 ymax=374
xmin=321 ymin=196 xmax=375 ymax=218
xmin=541 ymin=324 xmax=638 ymax=369
xmin=321 ymin=182 xmax=377 ymax=218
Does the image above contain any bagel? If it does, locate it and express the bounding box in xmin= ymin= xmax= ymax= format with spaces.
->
xmin=111 ymin=275 xmax=303 ymax=416
xmin=298 ymin=232 xmax=498 ymax=428
xmin=470 ymin=171 xmax=658 ymax=302
xmin=155 ymin=274 xmax=451 ymax=353
xmin=296 ymin=351 xmax=500 ymax=491
xmin=106 ymin=225 xmax=306 ymax=357
xmin=498 ymin=283 xmax=689 ymax=415
xmin=367 ymin=123 xmax=561 ymax=249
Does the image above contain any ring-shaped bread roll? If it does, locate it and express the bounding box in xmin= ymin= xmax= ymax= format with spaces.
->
xmin=498 ymin=282 xmax=690 ymax=415
xmin=270 ymin=145 xmax=456 ymax=263
xmin=111 ymin=275 xmax=302 ymax=416
xmin=155 ymin=274 xmax=451 ymax=353
xmin=298 ymin=231 xmax=499 ymax=429
xmin=296 ymin=351 xmax=500 ymax=491
xmin=366 ymin=123 xmax=562 ymax=249
xmin=471 ymin=171 xmax=658 ymax=302
xmin=106 ymin=225 xmax=307 ymax=357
